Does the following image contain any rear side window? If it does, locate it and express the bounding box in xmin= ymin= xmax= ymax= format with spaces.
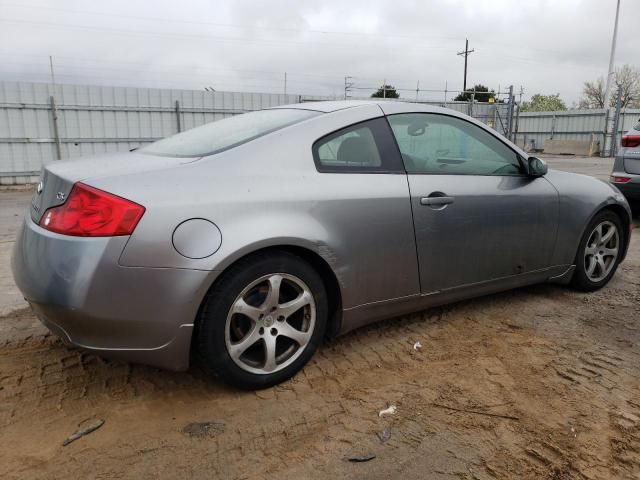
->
xmin=141 ymin=108 xmax=320 ymax=157
xmin=634 ymin=120 xmax=640 ymax=131
xmin=312 ymin=118 xmax=403 ymax=173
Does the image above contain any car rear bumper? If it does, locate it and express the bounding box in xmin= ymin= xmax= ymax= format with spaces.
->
xmin=10 ymin=216 xmax=213 ymax=371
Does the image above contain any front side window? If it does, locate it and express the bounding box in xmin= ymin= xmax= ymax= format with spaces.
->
xmin=312 ymin=117 xmax=402 ymax=173
xmin=141 ymin=108 xmax=320 ymax=157
xmin=387 ymin=113 xmax=522 ymax=175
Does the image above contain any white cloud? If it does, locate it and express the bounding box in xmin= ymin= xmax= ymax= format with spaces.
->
xmin=0 ymin=0 xmax=636 ymax=104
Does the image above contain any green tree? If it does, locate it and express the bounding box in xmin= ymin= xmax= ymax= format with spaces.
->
xmin=453 ymin=84 xmax=495 ymax=102
xmin=521 ymin=93 xmax=567 ymax=112
xmin=371 ymin=84 xmax=399 ymax=99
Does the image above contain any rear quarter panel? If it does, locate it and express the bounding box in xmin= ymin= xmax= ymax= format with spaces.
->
xmin=86 ymin=104 xmax=421 ymax=310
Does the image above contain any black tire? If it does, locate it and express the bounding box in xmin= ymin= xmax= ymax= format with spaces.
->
xmin=571 ymin=210 xmax=624 ymax=292
xmin=196 ymin=250 xmax=327 ymax=389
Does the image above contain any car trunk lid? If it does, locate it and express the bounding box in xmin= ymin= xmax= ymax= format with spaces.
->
xmin=30 ymin=152 xmax=197 ymax=224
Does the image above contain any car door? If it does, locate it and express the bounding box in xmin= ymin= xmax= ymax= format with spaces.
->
xmin=387 ymin=112 xmax=559 ymax=293
xmin=310 ymin=116 xmax=421 ymax=309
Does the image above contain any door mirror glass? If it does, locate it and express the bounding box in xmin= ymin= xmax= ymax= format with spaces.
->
xmin=527 ymin=156 xmax=548 ymax=177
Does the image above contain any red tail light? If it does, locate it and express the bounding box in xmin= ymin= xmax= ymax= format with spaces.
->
xmin=611 ymin=175 xmax=631 ymax=184
xmin=621 ymin=135 xmax=640 ymax=148
xmin=39 ymin=183 xmax=145 ymax=236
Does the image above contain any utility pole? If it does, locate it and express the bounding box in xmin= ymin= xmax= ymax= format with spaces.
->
xmin=49 ymin=55 xmax=56 ymax=87
xmin=283 ymin=72 xmax=287 ymax=95
xmin=344 ymin=76 xmax=353 ymax=100
xmin=457 ymin=39 xmax=474 ymax=93
xmin=603 ymin=0 xmax=621 ymax=114
xmin=602 ymin=0 xmax=621 ymax=157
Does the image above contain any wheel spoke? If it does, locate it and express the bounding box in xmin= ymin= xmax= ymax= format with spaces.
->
xmin=278 ymin=291 xmax=312 ymax=319
xmin=602 ymin=247 xmax=618 ymax=258
xmin=596 ymin=256 xmax=606 ymax=274
xmin=263 ymin=334 xmax=278 ymax=372
xmin=592 ymin=224 xmax=602 ymax=245
xmin=585 ymin=245 xmax=597 ymax=256
xmin=279 ymin=321 xmax=311 ymax=345
xmin=586 ymin=256 xmax=597 ymax=277
xmin=228 ymin=326 xmax=261 ymax=361
xmin=231 ymin=298 xmax=263 ymax=321
xmin=262 ymin=275 xmax=283 ymax=310
xmin=600 ymin=226 xmax=616 ymax=246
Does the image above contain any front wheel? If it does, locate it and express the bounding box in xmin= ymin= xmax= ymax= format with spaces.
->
xmin=571 ymin=210 xmax=624 ymax=292
xmin=196 ymin=251 xmax=327 ymax=389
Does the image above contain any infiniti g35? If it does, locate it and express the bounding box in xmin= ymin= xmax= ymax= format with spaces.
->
xmin=11 ymin=101 xmax=632 ymax=389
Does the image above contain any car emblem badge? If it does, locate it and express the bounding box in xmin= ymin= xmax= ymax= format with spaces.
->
xmin=56 ymin=192 xmax=66 ymax=201
xmin=36 ymin=182 xmax=43 ymax=194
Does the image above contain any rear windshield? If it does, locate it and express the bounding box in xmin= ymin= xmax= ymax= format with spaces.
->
xmin=141 ymin=108 xmax=320 ymax=157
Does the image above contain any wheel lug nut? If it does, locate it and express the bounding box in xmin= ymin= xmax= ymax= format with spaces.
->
xmin=278 ymin=315 xmax=284 ymax=321
xmin=270 ymin=328 xmax=278 ymax=336
xmin=259 ymin=327 xmax=264 ymax=335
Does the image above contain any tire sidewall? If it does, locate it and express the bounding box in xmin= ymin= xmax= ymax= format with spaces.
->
xmin=197 ymin=252 xmax=328 ymax=389
xmin=573 ymin=211 xmax=624 ymax=291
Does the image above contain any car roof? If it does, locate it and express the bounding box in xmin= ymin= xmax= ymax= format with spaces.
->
xmin=271 ymin=99 xmax=456 ymax=115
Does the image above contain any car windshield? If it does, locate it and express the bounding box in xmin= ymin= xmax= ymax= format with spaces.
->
xmin=141 ymin=108 xmax=320 ymax=157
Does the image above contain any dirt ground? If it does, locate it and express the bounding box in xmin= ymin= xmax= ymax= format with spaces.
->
xmin=1 ymin=155 xmax=639 ymax=479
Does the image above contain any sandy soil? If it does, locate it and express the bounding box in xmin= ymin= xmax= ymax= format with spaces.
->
xmin=1 ymin=156 xmax=639 ymax=479
xmin=0 ymin=225 xmax=638 ymax=479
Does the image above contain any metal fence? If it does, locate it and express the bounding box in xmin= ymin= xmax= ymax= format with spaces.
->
xmin=2 ymin=80 xmax=638 ymax=184
xmin=0 ymin=81 xmax=301 ymax=184
xmin=515 ymin=108 xmax=640 ymax=153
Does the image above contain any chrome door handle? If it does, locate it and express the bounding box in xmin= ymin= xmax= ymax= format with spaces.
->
xmin=420 ymin=196 xmax=454 ymax=206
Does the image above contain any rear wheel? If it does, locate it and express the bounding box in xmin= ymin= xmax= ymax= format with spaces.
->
xmin=571 ymin=211 xmax=624 ymax=292
xmin=196 ymin=251 xmax=327 ymax=389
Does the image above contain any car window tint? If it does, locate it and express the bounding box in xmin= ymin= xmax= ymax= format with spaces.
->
xmin=312 ymin=117 xmax=403 ymax=173
xmin=387 ymin=113 xmax=522 ymax=175
xmin=316 ymin=126 xmax=382 ymax=168
xmin=141 ymin=108 xmax=320 ymax=157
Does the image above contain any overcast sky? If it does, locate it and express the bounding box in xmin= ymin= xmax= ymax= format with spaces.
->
xmin=0 ymin=0 xmax=637 ymax=104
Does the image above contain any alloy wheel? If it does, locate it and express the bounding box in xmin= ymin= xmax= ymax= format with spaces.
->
xmin=224 ymin=273 xmax=316 ymax=375
xmin=583 ymin=220 xmax=619 ymax=283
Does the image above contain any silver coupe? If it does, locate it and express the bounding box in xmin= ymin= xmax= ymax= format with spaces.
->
xmin=12 ymin=100 xmax=633 ymax=389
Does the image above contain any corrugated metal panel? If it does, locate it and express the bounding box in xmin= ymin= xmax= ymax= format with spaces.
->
xmin=515 ymin=110 xmax=607 ymax=150
xmin=619 ymin=109 xmax=640 ymax=134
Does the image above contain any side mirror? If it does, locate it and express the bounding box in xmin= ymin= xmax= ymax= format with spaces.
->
xmin=527 ymin=156 xmax=548 ymax=177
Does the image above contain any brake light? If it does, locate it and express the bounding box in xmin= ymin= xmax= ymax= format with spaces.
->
xmin=611 ymin=175 xmax=631 ymax=184
xmin=621 ymin=135 xmax=640 ymax=148
xmin=39 ymin=183 xmax=145 ymax=236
